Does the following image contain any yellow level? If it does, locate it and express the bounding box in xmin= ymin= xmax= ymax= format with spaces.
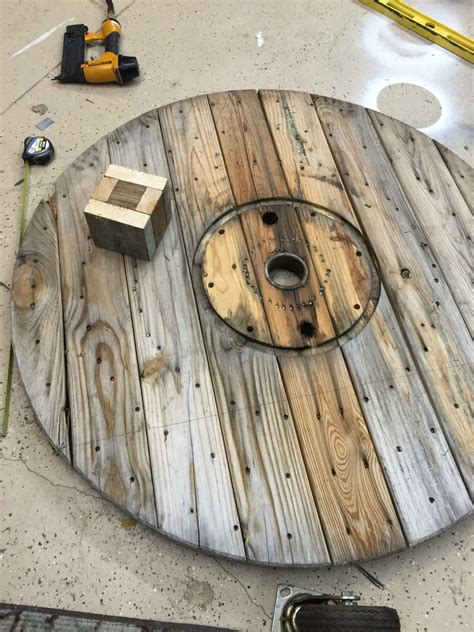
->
xmin=359 ymin=0 xmax=474 ymax=64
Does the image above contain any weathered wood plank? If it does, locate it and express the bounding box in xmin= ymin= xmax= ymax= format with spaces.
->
xmin=107 ymin=110 xmax=245 ymax=558
xmin=55 ymin=139 xmax=157 ymax=527
xmin=259 ymin=90 xmax=356 ymax=219
xmin=344 ymin=290 xmax=472 ymax=542
xmin=211 ymin=89 xmax=406 ymax=561
xmin=370 ymin=111 xmax=474 ymax=336
xmin=262 ymin=89 xmax=473 ymax=538
xmin=239 ymin=202 xmax=336 ymax=348
xmin=315 ymin=96 xmax=474 ymax=498
xmin=434 ymin=142 xmax=473 ymax=214
xmin=11 ymin=199 xmax=69 ymax=458
xmin=160 ymin=94 xmax=331 ymax=565
xmin=210 ymin=90 xmax=287 ymax=201
xmin=159 ymin=95 xmax=233 ymax=256
xmin=280 ymin=352 xmax=405 ymax=562
xmin=201 ymin=216 xmax=273 ymax=344
xmin=259 ymin=91 xmax=378 ymax=338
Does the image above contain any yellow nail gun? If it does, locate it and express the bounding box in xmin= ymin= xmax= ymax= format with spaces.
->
xmin=55 ymin=1 xmax=139 ymax=85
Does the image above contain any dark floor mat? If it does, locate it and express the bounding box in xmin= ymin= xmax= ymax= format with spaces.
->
xmin=0 ymin=603 xmax=233 ymax=632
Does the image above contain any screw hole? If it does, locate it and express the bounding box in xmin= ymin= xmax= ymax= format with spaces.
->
xmin=299 ymin=321 xmax=315 ymax=338
xmin=262 ymin=211 xmax=278 ymax=225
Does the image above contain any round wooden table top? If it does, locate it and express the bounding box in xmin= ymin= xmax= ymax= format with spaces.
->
xmin=12 ymin=90 xmax=473 ymax=567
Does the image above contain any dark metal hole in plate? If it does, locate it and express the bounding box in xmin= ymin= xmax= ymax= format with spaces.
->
xmin=262 ymin=211 xmax=278 ymax=225
xmin=265 ymin=252 xmax=309 ymax=290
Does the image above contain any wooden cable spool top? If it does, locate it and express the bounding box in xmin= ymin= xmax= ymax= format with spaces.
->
xmin=197 ymin=199 xmax=380 ymax=351
xmin=11 ymin=90 xmax=473 ymax=568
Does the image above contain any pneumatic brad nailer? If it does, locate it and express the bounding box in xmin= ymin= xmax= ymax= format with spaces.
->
xmin=55 ymin=3 xmax=139 ymax=85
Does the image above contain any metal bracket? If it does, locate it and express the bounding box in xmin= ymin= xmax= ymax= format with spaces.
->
xmin=272 ymin=584 xmax=360 ymax=632
xmin=359 ymin=0 xmax=474 ymax=64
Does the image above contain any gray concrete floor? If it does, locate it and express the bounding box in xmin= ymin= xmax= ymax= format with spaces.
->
xmin=1 ymin=1 xmax=473 ymax=630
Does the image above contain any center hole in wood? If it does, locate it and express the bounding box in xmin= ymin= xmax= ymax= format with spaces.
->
xmin=265 ymin=252 xmax=309 ymax=290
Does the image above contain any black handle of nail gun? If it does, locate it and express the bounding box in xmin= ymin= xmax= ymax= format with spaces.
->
xmin=105 ymin=30 xmax=120 ymax=54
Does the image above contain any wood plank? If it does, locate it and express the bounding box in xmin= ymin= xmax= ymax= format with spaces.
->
xmin=259 ymin=90 xmax=356 ymax=219
xmin=107 ymin=110 xmax=245 ymax=558
xmin=209 ymin=90 xmax=287 ymax=201
xmin=201 ymin=321 xmax=331 ymax=564
xmin=107 ymin=180 xmax=147 ymax=209
xmin=315 ymin=96 xmax=474 ymax=498
xmin=55 ymin=139 xmax=157 ymax=527
xmin=210 ymin=89 xmax=406 ymax=561
xmin=11 ymin=199 xmax=69 ymax=458
xmin=434 ymin=142 xmax=473 ymax=214
xmin=105 ymin=164 xmax=167 ymax=190
xmin=280 ymin=352 xmax=405 ymax=562
xmin=201 ymin=216 xmax=273 ymax=345
xmin=343 ymin=290 xmax=472 ymax=543
xmin=159 ymin=95 xmax=233 ymax=256
xmin=370 ymin=111 xmax=474 ymax=336
xmin=160 ymin=94 xmax=331 ymax=565
xmin=239 ymin=202 xmax=336 ymax=348
xmin=259 ymin=91 xmax=378 ymax=338
xmin=261 ymin=89 xmax=473 ymax=538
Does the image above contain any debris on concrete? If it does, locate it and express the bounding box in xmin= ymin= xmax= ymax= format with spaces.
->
xmin=35 ymin=117 xmax=54 ymax=130
xmin=31 ymin=104 xmax=48 ymax=115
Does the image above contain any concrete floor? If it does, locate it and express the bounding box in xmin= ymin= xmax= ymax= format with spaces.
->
xmin=1 ymin=1 xmax=473 ymax=630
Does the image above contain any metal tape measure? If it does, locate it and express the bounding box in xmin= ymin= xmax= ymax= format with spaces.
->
xmin=22 ymin=136 xmax=55 ymax=166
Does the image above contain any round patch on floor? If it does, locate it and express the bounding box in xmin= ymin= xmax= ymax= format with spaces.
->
xmin=376 ymin=83 xmax=442 ymax=129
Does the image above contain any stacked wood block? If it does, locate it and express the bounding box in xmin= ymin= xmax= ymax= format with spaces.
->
xmin=84 ymin=165 xmax=169 ymax=260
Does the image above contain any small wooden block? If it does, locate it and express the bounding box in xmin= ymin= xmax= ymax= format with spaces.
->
xmin=84 ymin=165 xmax=169 ymax=260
